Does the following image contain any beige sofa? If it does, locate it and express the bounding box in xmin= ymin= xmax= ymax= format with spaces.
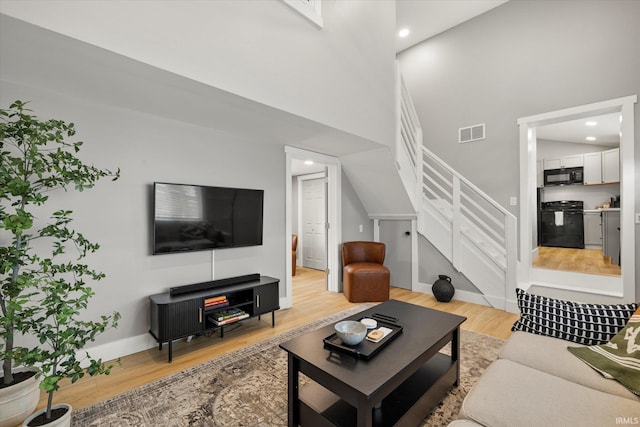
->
xmin=449 ymin=331 xmax=640 ymax=427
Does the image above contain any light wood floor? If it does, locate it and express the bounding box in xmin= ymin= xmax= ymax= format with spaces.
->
xmin=36 ymin=267 xmax=518 ymax=412
xmin=532 ymin=246 xmax=621 ymax=276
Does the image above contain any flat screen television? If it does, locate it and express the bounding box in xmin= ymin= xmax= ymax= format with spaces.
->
xmin=153 ymin=182 xmax=264 ymax=255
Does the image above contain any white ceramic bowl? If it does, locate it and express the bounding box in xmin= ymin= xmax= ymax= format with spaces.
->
xmin=335 ymin=320 xmax=367 ymax=346
xmin=360 ymin=318 xmax=377 ymax=329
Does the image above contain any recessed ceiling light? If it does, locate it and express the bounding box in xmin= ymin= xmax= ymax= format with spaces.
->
xmin=304 ymin=160 xmax=314 ymax=165
xmin=586 ymin=136 xmax=596 ymax=141
xmin=585 ymin=121 xmax=597 ymax=126
xmin=398 ymin=28 xmax=410 ymax=38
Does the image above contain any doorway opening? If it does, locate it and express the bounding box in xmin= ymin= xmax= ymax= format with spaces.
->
xmin=284 ymin=146 xmax=342 ymax=309
xmin=533 ymin=112 xmax=621 ymax=277
xmin=517 ymin=95 xmax=636 ymax=304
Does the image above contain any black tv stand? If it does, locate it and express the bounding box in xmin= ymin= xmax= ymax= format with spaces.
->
xmin=149 ymin=275 xmax=279 ymax=362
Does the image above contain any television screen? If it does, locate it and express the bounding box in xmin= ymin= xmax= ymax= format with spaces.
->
xmin=153 ymin=182 xmax=264 ymax=254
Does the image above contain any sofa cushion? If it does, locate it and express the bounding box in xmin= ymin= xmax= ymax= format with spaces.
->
xmin=568 ymin=307 xmax=640 ymax=396
xmin=460 ymin=359 xmax=640 ymax=427
xmin=511 ymin=288 xmax=637 ymax=345
xmin=500 ymin=331 xmax=637 ymax=400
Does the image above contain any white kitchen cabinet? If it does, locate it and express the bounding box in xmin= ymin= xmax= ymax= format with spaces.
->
xmin=583 ymin=151 xmax=602 ymax=185
xmin=543 ymin=154 xmax=583 ymax=170
xmin=602 ymin=148 xmax=620 ymax=183
xmin=582 ymin=148 xmax=619 ymax=185
xmin=543 ymin=158 xmax=561 ymax=170
xmin=584 ymin=212 xmax=602 ymax=248
xmin=561 ymin=154 xmax=583 ymax=168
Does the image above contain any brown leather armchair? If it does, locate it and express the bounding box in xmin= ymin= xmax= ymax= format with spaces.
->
xmin=292 ymin=234 xmax=298 ymax=276
xmin=342 ymin=241 xmax=390 ymax=303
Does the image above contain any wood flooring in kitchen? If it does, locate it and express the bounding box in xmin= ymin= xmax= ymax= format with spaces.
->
xmin=532 ymin=246 xmax=621 ymax=276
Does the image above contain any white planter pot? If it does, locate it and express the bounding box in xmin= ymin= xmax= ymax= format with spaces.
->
xmin=0 ymin=368 xmax=40 ymax=427
xmin=22 ymin=403 xmax=72 ymax=427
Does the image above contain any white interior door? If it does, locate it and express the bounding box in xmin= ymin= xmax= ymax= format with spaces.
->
xmin=301 ymin=178 xmax=327 ymax=271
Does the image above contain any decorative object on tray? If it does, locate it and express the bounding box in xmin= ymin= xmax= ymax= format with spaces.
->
xmin=360 ymin=318 xmax=377 ymax=329
xmin=433 ymin=274 xmax=455 ymax=302
xmin=324 ymin=316 xmax=403 ymax=360
xmin=367 ymin=327 xmax=393 ymax=343
xmin=334 ymin=320 xmax=367 ymax=346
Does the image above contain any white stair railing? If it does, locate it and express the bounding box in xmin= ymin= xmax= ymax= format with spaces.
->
xmin=396 ymin=65 xmax=517 ymax=310
xmin=395 ymin=62 xmax=422 ymax=210
xmin=419 ymin=148 xmax=517 ymax=309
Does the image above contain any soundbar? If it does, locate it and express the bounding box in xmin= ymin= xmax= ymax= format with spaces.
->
xmin=169 ymin=273 xmax=261 ymax=296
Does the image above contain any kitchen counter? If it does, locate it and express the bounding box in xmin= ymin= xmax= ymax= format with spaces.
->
xmin=601 ymin=210 xmax=621 ymax=265
xmin=584 ymin=208 xmax=620 ymax=213
xmin=582 ymin=209 xmax=620 ymax=262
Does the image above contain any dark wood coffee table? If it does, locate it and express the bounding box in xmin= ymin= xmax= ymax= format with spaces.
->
xmin=279 ymin=299 xmax=466 ymax=427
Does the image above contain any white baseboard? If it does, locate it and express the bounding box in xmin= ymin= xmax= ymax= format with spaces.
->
xmin=505 ymin=299 xmax=519 ymax=314
xmin=280 ymin=296 xmax=292 ymax=310
xmin=415 ymin=282 xmax=517 ymax=312
xmin=80 ymin=333 xmax=158 ymax=365
xmin=83 ymin=300 xmax=292 ymax=365
xmin=415 ymin=282 xmax=493 ymax=307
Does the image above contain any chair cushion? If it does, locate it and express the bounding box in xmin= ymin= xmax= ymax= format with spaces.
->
xmin=343 ymin=263 xmax=388 ymax=275
xmin=511 ymin=288 xmax=637 ymax=345
xmin=343 ymin=263 xmax=390 ymax=303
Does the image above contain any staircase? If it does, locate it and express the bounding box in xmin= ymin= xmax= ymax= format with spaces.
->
xmin=396 ymin=64 xmax=517 ymax=310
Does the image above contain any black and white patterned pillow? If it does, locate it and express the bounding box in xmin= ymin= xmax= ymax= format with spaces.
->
xmin=511 ymin=288 xmax=638 ymax=345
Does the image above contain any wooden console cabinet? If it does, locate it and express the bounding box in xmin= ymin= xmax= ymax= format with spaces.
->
xmin=149 ymin=274 xmax=279 ymax=362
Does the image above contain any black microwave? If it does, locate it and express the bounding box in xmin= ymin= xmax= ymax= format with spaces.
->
xmin=544 ymin=167 xmax=583 ymax=186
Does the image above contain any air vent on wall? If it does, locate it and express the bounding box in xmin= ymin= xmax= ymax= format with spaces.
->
xmin=459 ymin=123 xmax=485 ymax=143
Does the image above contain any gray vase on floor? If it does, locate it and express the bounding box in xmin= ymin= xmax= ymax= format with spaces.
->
xmin=433 ymin=275 xmax=455 ymax=302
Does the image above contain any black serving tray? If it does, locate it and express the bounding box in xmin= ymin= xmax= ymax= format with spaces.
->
xmin=323 ymin=317 xmax=403 ymax=360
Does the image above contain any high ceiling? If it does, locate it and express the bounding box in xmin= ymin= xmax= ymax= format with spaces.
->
xmin=290 ymin=1 xmax=513 ymax=174
xmin=394 ymin=0 xmax=620 ymax=148
xmin=396 ymin=0 xmax=509 ymax=52
xmin=537 ymin=113 xmax=621 ymax=147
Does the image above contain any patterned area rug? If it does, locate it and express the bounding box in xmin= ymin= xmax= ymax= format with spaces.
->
xmin=73 ymin=304 xmax=504 ymax=426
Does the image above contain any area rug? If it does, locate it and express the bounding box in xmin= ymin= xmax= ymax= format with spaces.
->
xmin=73 ymin=304 xmax=504 ymax=426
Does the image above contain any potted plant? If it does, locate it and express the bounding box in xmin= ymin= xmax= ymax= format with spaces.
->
xmin=0 ymin=100 xmax=120 ymax=426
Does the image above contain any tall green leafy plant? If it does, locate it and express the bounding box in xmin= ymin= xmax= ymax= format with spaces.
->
xmin=0 ymin=100 xmax=120 ymax=421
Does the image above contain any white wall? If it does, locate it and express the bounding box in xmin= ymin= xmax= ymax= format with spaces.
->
xmin=0 ymin=2 xmax=391 ymax=359
xmin=0 ymin=81 xmax=286 ymax=349
xmin=398 ymin=0 xmax=640 ymax=298
xmin=0 ymin=0 xmax=397 ymax=148
xmin=341 ymin=170 xmax=374 ymax=243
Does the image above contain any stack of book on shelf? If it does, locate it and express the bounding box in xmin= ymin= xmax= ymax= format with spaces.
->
xmin=208 ymin=307 xmax=250 ymax=326
xmin=204 ymin=295 xmax=229 ymax=309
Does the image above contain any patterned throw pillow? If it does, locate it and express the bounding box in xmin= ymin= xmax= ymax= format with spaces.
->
xmin=511 ymin=288 xmax=638 ymax=345
xmin=568 ymin=307 xmax=640 ymax=396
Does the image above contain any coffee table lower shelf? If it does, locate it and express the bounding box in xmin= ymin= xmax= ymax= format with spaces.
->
xmin=298 ymin=353 xmax=456 ymax=427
